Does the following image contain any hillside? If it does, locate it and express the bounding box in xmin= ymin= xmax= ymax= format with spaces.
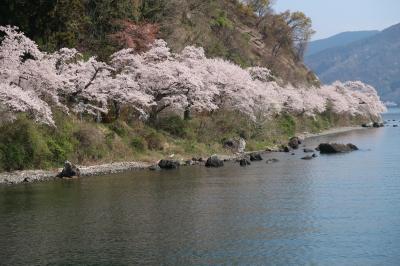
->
xmin=305 ymin=30 xmax=379 ymax=57
xmin=0 ymin=1 xmax=386 ymax=172
xmin=0 ymin=0 xmax=317 ymax=86
xmin=305 ymin=23 xmax=400 ymax=102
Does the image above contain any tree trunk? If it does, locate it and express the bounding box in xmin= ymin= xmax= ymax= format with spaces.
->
xmin=184 ymin=109 xmax=191 ymax=120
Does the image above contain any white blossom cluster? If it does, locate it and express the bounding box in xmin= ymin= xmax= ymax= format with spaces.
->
xmin=0 ymin=26 xmax=386 ymax=126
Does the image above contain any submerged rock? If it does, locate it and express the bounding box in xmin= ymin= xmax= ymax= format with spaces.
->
xmin=318 ymin=143 xmax=359 ymax=154
xmin=302 ymin=154 xmax=318 ymax=160
xmin=239 ymin=158 xmax=251 ymax=167
xmin=373 ymin=122 xmax=384 ymax=128
xmin=362 ymin=122 xmax=373 ymax=128
xmin=158 ymin=160 xmax=180 ymax=170
xmin=266 ymin=158 xmax=279 ymax=164
xmin=149 ymin=164 xmax=160 ymax=171
xmin=303 ymin=148 xmax=314 ymax=153
xmin=57 ymin=161 xmax=80 ymax=178
xmin=249 ymin=153 xmax=263 ymax=161
xmin=279 ymin=145 xmax=291 ymax=152
xmin=205 ymin=155 xmax=224 ymax=168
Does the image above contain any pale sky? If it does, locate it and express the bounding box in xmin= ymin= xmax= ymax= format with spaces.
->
xmin=274 ymin=0 xmax=400 ymax=40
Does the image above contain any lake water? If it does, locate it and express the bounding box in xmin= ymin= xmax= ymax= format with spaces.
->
xmin=1 ymin=110 xmax=400 ymax=265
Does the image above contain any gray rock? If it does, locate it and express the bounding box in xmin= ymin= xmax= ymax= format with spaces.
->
xmin=223 ymin=138 xmax=246 ymax=153
xmin=158 ymin=160 xmax=180 ymax=170
xmin=373 ymin=122 xmax=384 ymax=128
xmin=266 ymin=158 xmax=279 ymax=164
xmin=249 ymin=153 xmax=263 ymax=161
xmin=239 ymin=158 xmax=251 ymax=167
xmin=288 ymin=137 xmax=301 ymax=149
xmin=57 ymin=161 xmax=80 ymax=178
xmin=205 ymin=155 xmax=224 ymax=168
xmin=301 ymin=155 xmax=314 ymax=160
xmin=318 ymin=143 xmax=359 ymax=154
xmin=303 ymin=148 xmax=314 ymax=153
xmin=362 ymin=122 xmax=373 ymax=128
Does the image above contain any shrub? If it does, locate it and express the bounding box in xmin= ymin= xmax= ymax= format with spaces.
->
xmin=156 ymin=115 xmax=187 ymax=138
xmin=130 ymin=136 xmax=146 ymax=152
xmin=73 ymin=123 xmax=108 ymax=162
xmin=145 ymin=130 xmax=164 ymax=151
xmin=277 ymin=113 xmax=296 ymax=137
xmin=0 ymin=116 xmax=51 ymax=171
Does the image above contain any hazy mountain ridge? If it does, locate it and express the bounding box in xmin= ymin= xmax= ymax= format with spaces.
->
xmin=306 ymin=30 xmax=379 ymax=57
xmin=305 ymin=23 xmax=400 ymax=102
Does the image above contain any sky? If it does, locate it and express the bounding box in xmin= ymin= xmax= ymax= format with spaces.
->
xmin=274 ymin=0 xmax=400 ymax=40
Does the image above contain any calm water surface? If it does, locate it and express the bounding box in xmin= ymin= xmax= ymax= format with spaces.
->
xmin=1 ymin=110 xmax=400 ymax=265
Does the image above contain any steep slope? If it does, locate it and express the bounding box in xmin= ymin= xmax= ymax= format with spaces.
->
xmin=0 ymin=0 xmax=317 ymax=87
xmin=133 ymin=0 xmax=318 ymax=86
xmin=306 ymin=23 xmax=400 ymax=102
xmin=306 ymin=30 xmax=379 ymax=57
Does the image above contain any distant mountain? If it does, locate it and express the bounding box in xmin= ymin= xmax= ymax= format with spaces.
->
xmin=305 ymin=23 xmax=400 ymax=102
xmin=306 ymin=30 xmax=379 ymax=57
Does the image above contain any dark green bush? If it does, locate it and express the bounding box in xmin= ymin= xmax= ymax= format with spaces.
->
xmin=0 ymin=116 xmax=51 ymax=171
xmin=156 ymin=115 xmax=187 ymax=138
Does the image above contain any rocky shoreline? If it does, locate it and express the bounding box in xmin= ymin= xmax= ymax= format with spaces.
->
xmin=0 ymin=126 xmax=368 ymax=185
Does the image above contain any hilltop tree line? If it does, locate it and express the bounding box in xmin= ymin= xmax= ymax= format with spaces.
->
xmin=0 ymin=0 xmax=314 ymax=63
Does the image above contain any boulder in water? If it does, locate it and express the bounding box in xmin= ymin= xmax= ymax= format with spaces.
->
xmin=318 ymin=143 xmax=359 ymax=154
xmin=239 ymin=158 xmax=251 ymax=167
xmin=57 ymin=161 xmax=80 ymax=178
xmin=288 ymin=137 xmax=301 ymax=149
xmin=373 ymin=122 xmax=384 ymax=128
xmin=205 ymin=155 xmax=224 ymax=168
xmin=158 ymin=160 xmax=180 ymax=170
xmin=249 ymin=153 xmax=263 ymax=161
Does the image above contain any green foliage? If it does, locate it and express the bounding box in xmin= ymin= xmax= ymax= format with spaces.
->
xmin=277 ymin=113 xmax=296 ymax=137
xmin=130 ymin=136 xmax=146 ymax=152
xmin=0 ymin=116 xmax=51 ymax=171
xmin=210 ymin=10 xmax=233 ymax=29
xmin=108 ymin=120 xmax=130 ymax=137
xmin=156 ymin=115 xmax=187 ymax=137
xmin=0 ymin=109 xmax=367 ymax=172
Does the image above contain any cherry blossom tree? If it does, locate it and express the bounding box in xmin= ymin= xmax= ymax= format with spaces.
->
xmin=0 ymin=25 xmax=386 ymax=127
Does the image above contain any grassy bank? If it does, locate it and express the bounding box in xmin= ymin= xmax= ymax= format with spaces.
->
xmin=0 ymin=110 xmax=367 ymax=172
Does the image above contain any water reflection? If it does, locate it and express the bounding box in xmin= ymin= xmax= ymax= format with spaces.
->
xmin=1 ymin=113 xmax=400 ymax=264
